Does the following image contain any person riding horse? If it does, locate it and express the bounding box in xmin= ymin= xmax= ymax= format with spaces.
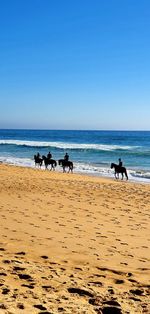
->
xmin=118 ymin=158 xmax=123 ymax=167
xmin=47 ymin=151 xmax=52 ymax=159
xmin=34 ymin=153 xmax=43 ymax=168
xmin=42 ymin=155 xmax=57 ymax=170
xmin=64 ymin=153 xmax=69 ymax=162
xmin=111 ymin=162 xmax=128 ymax=180
xmin=37 ymin=152 xmax=41 ymax=158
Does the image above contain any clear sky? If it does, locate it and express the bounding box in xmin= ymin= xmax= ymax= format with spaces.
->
xmin=0 ymin=0 xmax=150 ymax=130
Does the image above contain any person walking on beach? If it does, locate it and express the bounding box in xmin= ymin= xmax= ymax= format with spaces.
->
xmin=64 ymin=152 xmax=69 ymax=162
xmin=47 ymin=151 xmax=52 ymax=159
xmin=118 ymin=158 xmax=123 ymax=167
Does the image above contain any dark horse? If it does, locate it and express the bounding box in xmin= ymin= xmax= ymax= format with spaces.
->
xmin=34 ymin=155 xmax=43 ymax=168
xmin=111 ymin=163 xmax=128 ymax=180
xmin=58 ymin=159 xmax=73 ymax=173
xmin=42 ymin=155 xmax=57 ymax=170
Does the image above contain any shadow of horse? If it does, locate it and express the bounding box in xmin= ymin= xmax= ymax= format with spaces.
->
xmin=111 ymin=163 xmax=128 ymax=180
xmin=34 ymin=155 xmax=43 ymax=168
xmin=58 ymin=159 xmax=73 ymax=173
xmin=42 ymin=155 xmax=57 ymax=170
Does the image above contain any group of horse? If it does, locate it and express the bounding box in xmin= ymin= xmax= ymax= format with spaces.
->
xmin=34 ymin=155 xmax=128 ymax=180
xmin=34 ymin=155 xmax=73 ymax=172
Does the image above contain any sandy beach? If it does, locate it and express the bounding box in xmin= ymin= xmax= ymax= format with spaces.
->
xmin=0 ymin=164 xmax=149 ymax=313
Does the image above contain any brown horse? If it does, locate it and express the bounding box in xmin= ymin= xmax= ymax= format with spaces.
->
xmin=34 ymin=155 xmax=43 ymax=168
xmin=111 ymin=163 xmax=128 ymax=180
xmin=42 ymin=155 xmax=57 ymax=170
xmin=58 ymin=159 xmax=73 ymax=173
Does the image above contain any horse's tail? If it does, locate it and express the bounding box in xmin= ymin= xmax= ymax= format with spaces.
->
xmin=125 ymin=169 xmax=128 ymax=180
xmin=71 ymin=162 xmax=73 ymax=172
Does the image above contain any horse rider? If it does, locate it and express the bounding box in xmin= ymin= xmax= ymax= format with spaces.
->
xmin=64 ymin=152 xmax=69 ymax=162
xmin=37 ymin=152 xmax=41 ymax=159
xmin=118 ymin=158 xmax=123 ymax=167
xmin=47 ymin=151 xmax=52 ymax=159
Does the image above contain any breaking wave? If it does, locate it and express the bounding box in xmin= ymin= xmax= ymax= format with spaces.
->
xmin=0 ymin=140 xmax=137 ymax=152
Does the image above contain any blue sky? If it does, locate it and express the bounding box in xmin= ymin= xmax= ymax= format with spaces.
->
xmin=0 ymin=0 xmax=150 ymax=130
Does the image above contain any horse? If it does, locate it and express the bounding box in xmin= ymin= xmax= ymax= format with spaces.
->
xmin=34 ymin=155 xmax=43 ymax=168
xmin=42 ymin=155 xmax=57 ymax=170
xmin=58 ymin=159 xmax=73 ymax=173
xmin=111 ymin=163 xmax=128 ymax=180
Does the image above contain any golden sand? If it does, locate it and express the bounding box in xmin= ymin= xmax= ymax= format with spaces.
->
xmin=0 ymin=164 xmax=150 ymax=313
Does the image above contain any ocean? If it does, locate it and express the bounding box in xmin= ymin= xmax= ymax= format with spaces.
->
xmin=0 ymin=129 xmax=150 ymax=183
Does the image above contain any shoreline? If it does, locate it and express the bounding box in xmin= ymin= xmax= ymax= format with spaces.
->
xmin=1 ymin=159 xmax=150 ymax=185
xmin=0 ymin=163 xmax=150 ymax=313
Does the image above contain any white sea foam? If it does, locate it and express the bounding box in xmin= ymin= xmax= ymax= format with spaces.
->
xmin=130 ymin=170 xmax=150 ymax=181
xmin=0 ymin=156 xmax=35 ymax=168
xmin=0 ymin=140 xmax=136 ymax=151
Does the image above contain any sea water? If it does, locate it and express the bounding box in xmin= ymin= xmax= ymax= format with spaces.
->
xmin=0 ymin=129 xmax=150 ymax=183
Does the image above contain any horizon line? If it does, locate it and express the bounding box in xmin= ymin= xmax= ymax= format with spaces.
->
xmin=0 ymin=128 xmax=150 ymax=132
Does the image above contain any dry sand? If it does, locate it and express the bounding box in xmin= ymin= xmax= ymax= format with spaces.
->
xmin=0 ymin=164 xmax=150 ymax=314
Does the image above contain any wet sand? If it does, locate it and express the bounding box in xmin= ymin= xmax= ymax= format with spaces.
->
xmin=0 ymin=164 xmax=150 ymax=313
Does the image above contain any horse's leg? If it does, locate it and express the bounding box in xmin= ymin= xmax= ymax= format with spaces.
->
xmin=51 ymin=164 xmax=54 ymax=171
xmin=121 ymin=173 xmax=123 ymax=180
xmin=125 ymin=170 xmax=128 ymax=180
xmin=115 ymin=171 xmax=118 ymax=179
